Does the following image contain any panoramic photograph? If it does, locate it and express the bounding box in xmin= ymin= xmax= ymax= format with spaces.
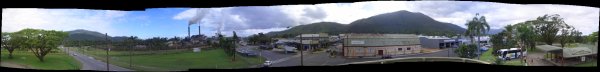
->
xmin=1 ymin=1 xmax=598 ymax=71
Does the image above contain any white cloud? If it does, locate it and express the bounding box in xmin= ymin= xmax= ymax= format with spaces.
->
xmin=172 ymin=9 xmax=196 ymax=20
xmin=175 ymin=1 xmax=599 ymax=36
xmin=2 ymin=8 xmax=129 ymax=35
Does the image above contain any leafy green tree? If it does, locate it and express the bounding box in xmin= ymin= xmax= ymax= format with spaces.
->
xmin=532 ymin=14 xmax=570 ymax=45
xmin=455 ymin=44 xmax=478 ymax=58
xmin=557 ymin=25 xmax=576 ymax=48
xmin=587 ymin=31 xmax=598 ymax=42
xmin=2 ymin=32 xmax=22 ymax=59
xmin=14 ymin=29 xmax=69 ymax=62
xmin=514 ymin=22 xmax=537 ymax=50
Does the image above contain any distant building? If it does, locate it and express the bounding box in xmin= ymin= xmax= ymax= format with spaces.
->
xmin=342 ymin=34 xmax=421 ymax=58
xmin=295 ymin=33 xmax=330 ymax=50
xmin=419 ymin=36 xmax=460 ymax=49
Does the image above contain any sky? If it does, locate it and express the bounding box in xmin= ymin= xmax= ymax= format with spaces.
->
xmin=3 ymin=1 xmax=599 ymax=39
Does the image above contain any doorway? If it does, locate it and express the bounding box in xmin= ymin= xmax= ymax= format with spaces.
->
xmin=378 ymin=50 xmax=384 ymax=55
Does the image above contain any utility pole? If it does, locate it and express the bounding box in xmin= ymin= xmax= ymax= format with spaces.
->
xmin=129 ymin=36 xmax=133 ymax=68
xmin=300 ymin=34 xmax=304 ymax=66
xmin=105 ymin=33 xmax=110 ymax=71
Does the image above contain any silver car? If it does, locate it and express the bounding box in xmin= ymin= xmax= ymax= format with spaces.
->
xmin=263 ymin=61 xmax=272 ymax=67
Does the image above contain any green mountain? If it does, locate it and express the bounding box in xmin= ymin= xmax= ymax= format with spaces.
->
xmin=66 ymin=29 xmax=126 ymax=42
xmin=267 ymin=10 xmax=466 ymax=37
xmin=266 ymin=22 xmax=347 ymax=36
xmin=346 ymin=10 xmax=465 ymax=34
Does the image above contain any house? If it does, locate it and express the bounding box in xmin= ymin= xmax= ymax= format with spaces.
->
xmin=341 ymin=34 xmax=421 ymax=58
xmin=419 ymin=36 xmax=460 ymax=49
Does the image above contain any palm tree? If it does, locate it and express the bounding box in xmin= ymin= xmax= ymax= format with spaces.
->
xmin=465 ymin=13 xmax=490 ymax=59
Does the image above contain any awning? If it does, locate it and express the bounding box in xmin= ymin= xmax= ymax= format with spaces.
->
xmin=535 ymin=45 xmax=563 ymax=52
xmin=562 ymin=47 xmax=595 ymax=58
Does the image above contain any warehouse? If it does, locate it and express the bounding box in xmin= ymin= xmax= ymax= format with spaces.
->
xmin=342 ymin=34 xmax=421 ymax=58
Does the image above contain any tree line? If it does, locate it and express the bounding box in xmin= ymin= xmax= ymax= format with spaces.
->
xmin=489 ymin=14 xmax=595 ymax=56
xmin=454 ymin=14 xmax=596 ymax=59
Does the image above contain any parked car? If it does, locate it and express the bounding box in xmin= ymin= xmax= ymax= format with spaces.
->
xmin=259 ymin=45 xmax=272 ymax=50
xmin=245 ymin=52 xmax=258 ymax=57
xmin=381 ymin=55 xmax=392 ymax=59
xmin=262 ymin=61 xmax=272 ymax=67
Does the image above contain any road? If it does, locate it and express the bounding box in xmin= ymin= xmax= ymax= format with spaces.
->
xmin=270 ymin=48 xmax=458 ymax=67
xmin=238 ymin=45 xmax=294 ymax=62
xmin=63 ymin=47 xmax=132 ymax=71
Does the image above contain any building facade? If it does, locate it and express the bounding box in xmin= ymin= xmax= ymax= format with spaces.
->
xmin=342 ymin=34 xmax=421 ymax=58
xmin=419 ymin=36 xmax=460 ymax=49
xmin=295 ymin=33 xmax=330 ymax=51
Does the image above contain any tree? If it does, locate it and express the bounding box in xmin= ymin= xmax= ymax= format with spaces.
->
xmin=231 ymin=31 xmax=239 ymax=61
xmin=233 ymin=31 xmax=239 ymax=43
xmin=514 ymin=22 xmax=537 ymax=50
xmin=2 ymin=32 xmax=22 ymax=59
xmin=14 ymin=29 xmax=68 ymax=62
xmin=464 ymin=13 xmax=490 ymax=59
xmin=532 ymin=14 xmax=570 ymax=45
xmin=168 ymin=36 xmax=182 ymax=50
xmin=557 ymin=25 xmax=575 ymax=48
xmin=455 ymin=44 xmax=478 ymax=58
xmin=587 ymin=31 xmax=598 ymax=42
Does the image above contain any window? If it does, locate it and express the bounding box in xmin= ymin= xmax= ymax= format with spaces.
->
xmin=398 ymin=48 xmax=402 ymax=51
xmin=407 ymin=47 xmax=411 ymax=50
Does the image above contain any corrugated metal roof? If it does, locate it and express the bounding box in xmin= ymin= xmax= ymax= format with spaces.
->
xmin=535 ymin=45 xmax=563 ymax=52
xmin=346 ymin=34 xmax=419 ymax=38
xmin=296 ymin=33 xmax=329 ymax=38
xmin=563 ymin=47 xmax=595 ymax=58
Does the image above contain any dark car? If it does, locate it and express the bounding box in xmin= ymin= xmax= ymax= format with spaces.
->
xmin=245 ymin=52 xmax=258 ymax=57
xmin=381 ymin=55 xmax=392 ymax=59
xmin=259 ymin=45 xmax=272 ymax=50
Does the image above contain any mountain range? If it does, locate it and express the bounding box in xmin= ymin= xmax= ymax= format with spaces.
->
xmin=66 ymin=29 xmax=127 ymax=42
xmin=267 ymin=10 xmax=467 ymax=37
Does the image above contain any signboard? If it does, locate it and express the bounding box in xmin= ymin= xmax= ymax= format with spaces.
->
xmin=351 ymin=40 xmax=365 ymax=44
xmin=193 ymin=48 xmax=201 ymax=52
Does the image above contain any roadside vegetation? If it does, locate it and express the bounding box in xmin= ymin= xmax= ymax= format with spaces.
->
xmin=66 ymin=31 xmax=265 ymax=71
xmin=1 ymin=29 xmax=80 ymax=70
xmin=1 ymin=50 xmax=81 ymax=70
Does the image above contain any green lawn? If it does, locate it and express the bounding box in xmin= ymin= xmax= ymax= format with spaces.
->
xmin=573 ymin=60 xmax=597 ymax=67
xmin=74 ymin=47 xmax=265 ymax=71
xmin=479 ymin=48 xmax=496 ymax=63
xmin=502 ymin=59 xmax=524 ymax=66
xmin=1 ymin=50 xmax=81 ymax=70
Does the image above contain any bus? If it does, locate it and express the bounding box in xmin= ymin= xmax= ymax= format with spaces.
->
xmin=497 ymin=48 xmax=523 ymax=60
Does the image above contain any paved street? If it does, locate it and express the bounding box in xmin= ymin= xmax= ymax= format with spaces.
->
xmin=238 ymin=45 xmax=295 ymax=61
xmin=64 ymin=48 xmax=132 ymax=71
xmin=526 ymin=52 xmax=554 ymax=66
xmin=270 ymin=47 xmax=458 ymax=67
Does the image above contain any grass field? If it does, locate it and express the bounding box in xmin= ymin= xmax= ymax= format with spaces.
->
xmin=502 ymin=59 xmax=524 ymax=66
xmin=479 ymin=48 xmax=496 ymax=63
xmin=574 ymin=60 xmax=597 ymax=67
xmin=72 ymin=47 xmax=265 ymax=71
xmin=0 ymin=50 xmax=81 ymax=70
